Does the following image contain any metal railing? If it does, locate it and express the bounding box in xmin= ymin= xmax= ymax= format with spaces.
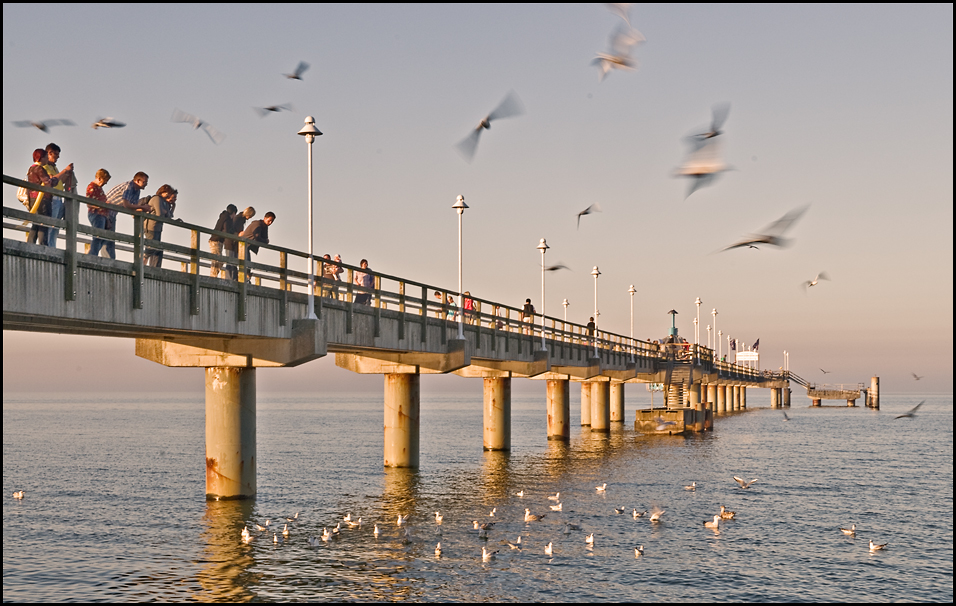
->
xmin=806 ymin=382 xmax=865 ymax=392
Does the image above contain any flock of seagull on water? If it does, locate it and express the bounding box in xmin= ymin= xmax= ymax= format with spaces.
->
xmin=222 ymin=474 xmax=890 ymax=561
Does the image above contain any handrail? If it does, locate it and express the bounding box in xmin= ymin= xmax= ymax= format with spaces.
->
xmin=3 ymin=172 xmax=764 ymax=376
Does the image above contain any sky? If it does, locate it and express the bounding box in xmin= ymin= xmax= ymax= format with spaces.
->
xmin=2 ymin=4 xmax=952 ymax=395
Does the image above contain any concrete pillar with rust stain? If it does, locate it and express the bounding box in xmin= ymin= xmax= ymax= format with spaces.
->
xmin=782 ymin=385 xmax=789 ymax=408
xmin=483 ymin=377 xmax=511 ymax=451
xmin=716 ymin=384 xmax=726 ymax=413
xmin=869 ymin=376 xmax=880 ymax=409
xmin=812 ymin=398 xmax=822 ymax=407
xmin=384 ymin=373 xmax=421 ymax=467
xmin=610 ymin=382 xmax=625 ymax=422
xmin=547 ymin=378 xmax=570 ymax=441
xmin=205 ymin=367 xmax=257 ymax=500
xmin=591 ymin=380 xmax=610 ymax=432
xmin=580 ymin=382 xmax=592 ymax=426
xmin=770 ymin=387 xmax=779 ymax=408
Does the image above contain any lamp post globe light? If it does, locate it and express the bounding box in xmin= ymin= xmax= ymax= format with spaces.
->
xmin=591 ymin=266 xmax=601 ymax=357
xmin=537 ymin=238 xmax=549 ymax=351
xmin=297 ymin=116 xmax=323 ymax=320
xmin=452 ymin=195 xmax=468 ymax=339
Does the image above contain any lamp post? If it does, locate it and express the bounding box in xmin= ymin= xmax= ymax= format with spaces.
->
xmin=591 ymin=266 xmax=601 ymax=357
xmin=717 ymin=329 xmax=722 ymax=360
xmin=563 ymin=298 xmax=569 ymax=322
xmin=297 ymin=116 xmax=323 ymax=320
xmin=452 ymin=195 xmax=468 ymax=339
xmin=537 ymin=238 xmax=549 ymax=351
xmin=695 ymin=297 xmax=702 ymax=345
xmin=706 ymin=324 xmax=711 ymax=350
xmin=727 ymin=334 xmax=732 ymax=364
xmin=628 ymin=285 xmax=636 ymax=362
xmin=693 ymin=317 xmax=698 ymax=361
xmin=711 ymin=308 xmax=718 ymax=353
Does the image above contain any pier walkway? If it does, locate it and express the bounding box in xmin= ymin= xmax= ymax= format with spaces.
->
xmin=5 ymin=175 xmax=805 ymax=499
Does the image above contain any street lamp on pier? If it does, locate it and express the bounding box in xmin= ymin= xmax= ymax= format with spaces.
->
xmin=695 ymin=297 xmax=702 ymax=344
xmin=629 ymin=285 xmax=636 ymax=362
xmin=537 ymin=238 xmax=549 ymax=351
xmin=452 ymin=195 xmax=468 ymax=340
xmin=591 ymin=266 xmax=601 ymax=357
xmin=297 ymin=116 xmax=323 ymax=320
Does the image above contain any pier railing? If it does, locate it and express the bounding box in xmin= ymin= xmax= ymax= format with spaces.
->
xmin=4 ymin=174 xmax=668 ymax=360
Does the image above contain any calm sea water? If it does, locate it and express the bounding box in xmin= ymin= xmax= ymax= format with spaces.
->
xmin=3 ymin=390 xmax=952 ymax=602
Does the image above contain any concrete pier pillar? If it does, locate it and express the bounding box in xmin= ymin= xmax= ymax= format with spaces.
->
xmin=782 ymin=386 xmax=790 ymax=408
xmin=847 ymin=398 xmax=857 ymax=407
xmin=205 ymin=367 xmax=257 ymax=500
xmin=716 ymin=385 xmax=726 ymax=413
xmin=384 ymin=373 xmax=420 ymax=467
xmin=869 ymin=376 xmax=880 ymax=409
xmin=770 ymin=387 xmax=779 ymax=409
xmin=732 ymin=386 xmax=740 ymax=411
xmin=707 ymin=384 xmax=717 ymax=409
xmin=610 ymin=382 xmax=625 ymax=423
xmin=689 ymin=382 xmax=701 ymax=410
xmin=812 ymin=398 xmax=821 ymax=407
xmin=591 ymin=380 xmax=610 ymax=432
xmin=580 ymin=382 xmax=592 ymax=426
xmin=483 ymin=377 xmax=512 ymax=451
xmin=546 ymin=379 xmax=570 ymax=441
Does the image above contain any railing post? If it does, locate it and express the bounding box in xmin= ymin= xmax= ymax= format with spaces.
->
xmin=278 ymin=251 xmax=288 ymax=326
xmin=237 ymin=242 xmax=247 ymax=322
xmin=133 ymin=213 xmax=144 ymax=309
xmin=373 ymin=274 xmax=381 ymax=337
xmin=189 ymin=230 xmax=200 ymax=315
xmin=420 ymin=285 xmax=427 ymax=344
xmin=64 ymin=195 xmax=77 ymax=301
xmin=397 ymin=281 xmax=405 ymax=340
xmin=346 ymin=268 xmax=353 ymax=334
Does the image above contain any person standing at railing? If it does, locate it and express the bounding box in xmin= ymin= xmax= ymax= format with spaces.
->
xmin=238 ymin=211 xmax=274 ymax=281
xmin=321 ymin=254 xmax=341 ymax=299
xmin=208 ymin=204 xmax=237 ymax=277
xmin=85 ymin=169 xmax=112 ymax=256
xmin=586 ymin=317 xmax=596 ymax=348
xmin=463 ymin=291 xmax=478 ymax=325
xmin=143 ymin=184 xmax=177 ymax=268
xmin=224 ymin=206 xmax=255 ymax=280
xmin=25 ymin=149 xmax=58 ymax=245
xmin=521 ymin=298 xmax=536 ymax=334
xmin=353 ymin=259 xmax=374 ymax=305
xmin=104 ymin=172 xmax=151 ymax=259
xmin=41 ymin=143 xmax=75 ymax=247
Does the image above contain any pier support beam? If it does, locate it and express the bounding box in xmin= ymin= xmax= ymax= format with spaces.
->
xmin=384 ymin=373 xmax=420 ymax=468
xmin=205 ymin=367 xmax=257 ymax=500
xmin=591 ymin=380 xmax=610 ymax=432
xmin=732 ymin=386 xmax=741 ymax=411
xmin=869 ymin=376 xmax=880 ymax=409
xmin=782 ymin=385 xmax=790 ymax=408
xmin=580 ymin=382 xmax=592 ymax=426
xmin=716 ymin=385 xmax=726 ymax=413
xmin=812 ymin=398 xmax=822 ymax=407
xmin=483 ymin=377 xmax=511 ymax=451
xmin=547 ymin=379 xmax=570 ymax=441
xmin=610 ymin=382 xmax=625 ymax=423
xmin=847 ymin=398 xmax=857 ymax=407
xmin=741 ymin=386 xmax=747 ymax=409
xmin=770 ymin=387 xmax=780 ymax=409
xmin=707 ymin=384 xmax=717 ymax=409
xmin=689 ymin=382 xmax=701 ymax=410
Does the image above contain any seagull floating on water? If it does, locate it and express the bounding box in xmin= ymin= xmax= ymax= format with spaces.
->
xmin=685 ymin=482 xmax=697 ymax=491
xmin=506 ymin=536 xmax=522 ymax=550
xmin=733 ymin=476 xmax=758 ymax=489
xmin=782 ymin=411 xmax=791 ymax=421
xmin=240 ymin=527 xmax=251 ymax=542
xmin=12 ymin=491 xmax=25 ymax=500
xmin=255 ymin=523 xmax=266 ymax=532
xmin=481 ymin=547 xmax=497 ymax=561
xmin=719 ymin=505 xmax=736 ymax=520
xmin=869 ymin=540 xmax=888 ymax=552
xmin=704 ymin=515 xmax=721 ymax=530
xmin=633 ymin=509 xmax=647 ymax=519
xmin=397 ymin=514 xmax=409 ymax=526
xmin=273 ymin=532 xmax=282 ymax=545
xmin=435 ymin=511 xmax=443 ymax=525
xmin=489 ymin=508 xmax=497 ymax=517
xmin=840 ymin=524 xmax=856 ymax=536
xmin=343 ymin=513 xmax=352 ymax=523
xmin=895 ymin=401 xmax=925 ymax=419
xmin=515 ymin=490 xmax=524 ymax=497
xmin=614 ymin=507 xmax=626 ymax=514
xmin=650 ymin=508 xmax=665 ymax=522
xmin=282 ymin=524 xmax=289 ymax=537
xmin=596 ymin=483 xmax=608 ymax=493
xmin=550 ymin=502 xmax=563 ymax=512
xmin=435 ymin=542 xmax=442 ymax=557
xmin=548 ymin=492 xmax=561 ymax=501
xmin=634 ymin=545 xmax=645 ymax=558
xmin=402 ymin=527 xmax=412 ymax=544
xmin=286 ymin=512 xmax=299 ymax=523
xmin=373 ymin=524 xmax=381 ymax=538
xmin=346 ymin=517 xmax=362 ymax=528
xmin=585 ymin=533 xmax=595 ymax=545
xmin=524 ymin=509 xmax=546 ymax=522
xmin=544 ymin=542 xmax=554 ymax=556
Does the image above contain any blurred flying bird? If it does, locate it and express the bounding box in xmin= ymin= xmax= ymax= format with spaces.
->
xmin=675 ymin=139 xmax=729 ymax=198
xmin=545 ymin=263 xmax=570 ymax=272
xmin=592 ymin=22 xmax=644 ymax=81
xmin=803 ymin=271 xmax=830 ymax=290
xmin=820 ymin=368 xmax=831 ymax=374
xmin=255 ymin=104 xmax=293 ymax=117
xmin=733 ymin=476 xmax=758 ymax=489
xmin=689 ymin=103 xmax=731 ymax=142
xmin=649 ymin=508 xmax=665 ymax=522
xmin=91 ymin=117 xmax=125 ymax=129
xmin=721 ymin=205 xmax=809 ymax=252
xmin=654 ymin=416 xmax=677 ymax=431
xmin=605 ymin=3 xmax=632 ymax=24
xmin=895 ymin=400 xmax=924 ymax=419
xmin=171 ymin=109 xmax=226 ymax=145
xmin=12 ymin=119 xmax=75 ymax=132
xmin=283 ymin=61 xmax=309 ymax=80
xmin=576 ymin=203 xmax=602 ymax=229
xmin=455 ymin=90 xmax=524 ymax=162
xmin=782 ymin=410 xmax=791 ymax=422
xmin=911 ymin=372 xmax=924 ymax=381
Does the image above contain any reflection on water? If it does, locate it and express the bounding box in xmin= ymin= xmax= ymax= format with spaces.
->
xmin=2 ymin=393 xmax=953 ymax=601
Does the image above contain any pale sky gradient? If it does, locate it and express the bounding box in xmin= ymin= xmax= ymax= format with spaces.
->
xmin=3 ymin=4 xmax=952 ymax=394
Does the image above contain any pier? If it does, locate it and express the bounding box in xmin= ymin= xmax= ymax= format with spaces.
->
xmin=3 ymin=175 xmax=867 ymax=499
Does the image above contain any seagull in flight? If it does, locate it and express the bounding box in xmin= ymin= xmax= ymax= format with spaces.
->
xmin=455 ymin=90 xmax=524 ymax=162
xmin=91 ymin=117 xmax=125 ymax=129
xmin=895 ymin=400 xmax=925 ymax=419
xmin=820 ymin=368 xmax=831 ymax=374
xmin=283 ymin=61 xmax=309 ymax=80
xmin=576 ymin=203 xmax=602 ymax=229
xmin=545 ymin=262 xmax=570 ymax=272
xmin=12 ymin=119 xmax=75 ymax=132
xmin=721 ymin=205 xmax=809 ymax=252
xmin=689 ymin=103 xmax=731 ymax=142
xmin=803 ymin=271 xmax=830 ymax=290
xmin=254 ymin=103 xmax=293 ymax=117
xmin=654 ymin=416 xmax=677 ymax=431
xmin=733 ymin=476 xmax=758 ymax=489
xmin=171 ymin=109 xmax=226 ymax=145
xmin=782 ymin=410 xmax=791 ymax=421
xmin=649 ymin=507 xmax=665 ymax=522
xmin=592 ymin=22 xmax=644 ymax=81
xmin=911 ymin=372 xmax=924 ymax=381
